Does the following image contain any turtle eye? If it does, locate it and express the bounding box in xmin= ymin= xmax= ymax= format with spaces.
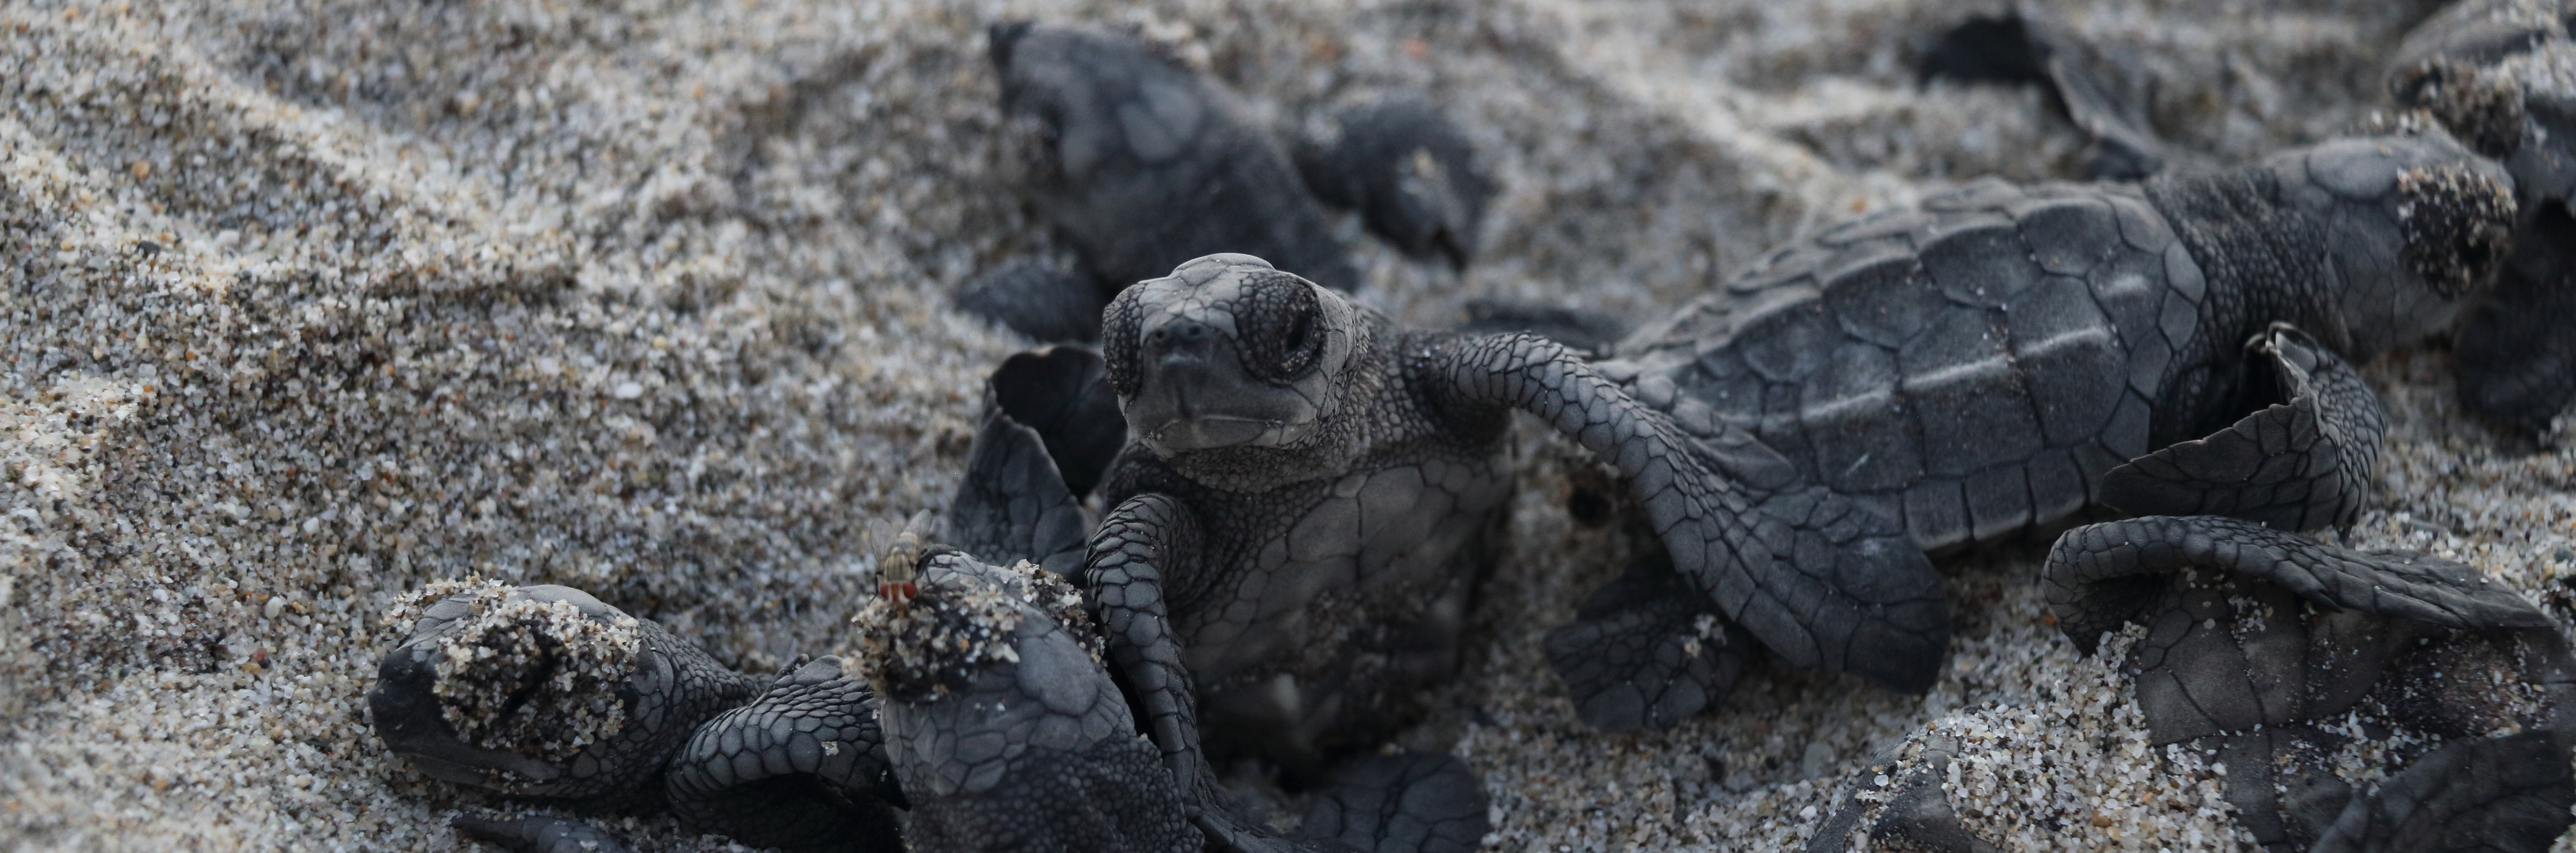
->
xmin=1237 ymin=272 xmax=1324 ymax=384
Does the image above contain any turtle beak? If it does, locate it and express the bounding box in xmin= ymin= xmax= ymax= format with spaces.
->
xmin=1123 ymin=319 xmax=1307 ymax=453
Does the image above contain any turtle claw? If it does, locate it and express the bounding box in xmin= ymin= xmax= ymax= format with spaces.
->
xmin=1543 ymin=555 xmax=1747 ymax=733
xmin=1299 ymin=752 xmax=1491 ymax=853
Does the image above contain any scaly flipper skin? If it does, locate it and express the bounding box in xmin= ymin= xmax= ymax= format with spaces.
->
xmin=2308 ymin=731 xmax=2575 ymax=853
xmin=1436 ymin=331 xmax=1949 ymax=691
xmin=947 ymin=347 xmax=1122 ymax=576
xmin=856 ymin=547 xmax=1202 ymax=853
xmin=662 ymin=657 xmax=904 ymax=853
xmin=2043 ymin=515 xmax=2552 ymax=658
xmin=1541 ymin=555 xmax=1749 ymax=733
xmin=2033 ymin=514 xmax=2573 ymax=850
xmin=1299 ymin=752 xmax=1492 ymax=853
xmin=988 ymin=23 xmax=1357 ymax=300
xmin=2098 ymin=324 xmax=2388 ymax=532
xmin=1291 ymin=90 xmax=1496 ymax=269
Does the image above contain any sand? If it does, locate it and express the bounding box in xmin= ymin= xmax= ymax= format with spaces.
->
xmin=2 ymin=0 xmax=2568 ymax=850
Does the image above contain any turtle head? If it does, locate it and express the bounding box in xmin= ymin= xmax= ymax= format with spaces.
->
xmin=2173 ymin=134 xmax=2516 ymax=359
xmin=2300 ymin=135 xmax=2517 ymax=357
xmin=989 ymin=21 xmax=1208 ymax=188
xmin=368 ymin=584 xmax=693 ymax=799
xmin=1101 ymin=254 xmax=1373 ymax=471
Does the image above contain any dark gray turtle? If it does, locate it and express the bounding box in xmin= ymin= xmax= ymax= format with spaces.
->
xmin=1540 ymin=130 xmax=2515 ymax=731
xmin=2388 ymin=0 xmax=2576 ymax=431
xmin=1053 ymin=246 xmax=1943 ymax=840
xmin=371 ymin=348 xmax=1473 ymax=853
xmin=368 ymin=584 xmax=904 ymax=853
xmin=957 ymin=22 xmax=1493 ymax=344
xmin=850 ymin=544 xmax=1204 ymax=853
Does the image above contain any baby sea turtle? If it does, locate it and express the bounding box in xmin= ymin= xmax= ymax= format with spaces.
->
xmin=1922 ymin=0 xmax=2576 ymax=432
xmin=1544 ymin=129 xmax=2514 ymax=731
xmin=955 ymin=22 xmax=1494 ymax=342
xmin=2387 ymin=0 xmax=2576 ymax=432
xmin=370 ymin=353 xmax=1476 ymax=853
xmin=368 ymin=584 xmax=903 ymax=853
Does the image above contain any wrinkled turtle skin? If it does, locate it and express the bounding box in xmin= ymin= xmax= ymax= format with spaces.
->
xmin=2388 ymin=0 xmax=2576 ymax=431
xmin=960 ymin=22 xmax=1493 ymax=343
xmin=1538 ymin=131 xmax=2517 ymax=731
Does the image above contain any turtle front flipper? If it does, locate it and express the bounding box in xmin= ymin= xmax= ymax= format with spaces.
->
xmin=2309 ymin=731 xmax=2574 ymax=853
xmin=660 ymin=657 xmax=905 ymax=853
xmin=450 ymin=814 xmax=634 ymax=853
xmin=1429 ymin=332 xmax=1949 ymax=693
xmin=1300 ymin=752 xmax=1490 ymax=853
xmin=856 ymin=545 xmax=1202 ymax=853
xmin=2098 ymin=323 xmax=2388 ymax=532
xmin=946 ymin=346 xmax=1124 ymax=577
xmin=1541 ymin=554 xmax=1748 ymax=732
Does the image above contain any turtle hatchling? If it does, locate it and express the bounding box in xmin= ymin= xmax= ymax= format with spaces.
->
xmin=1543 ymin=128 xmax=2515 ymax=731
xmin=954 ymin=21 xmax=1495 ymax=342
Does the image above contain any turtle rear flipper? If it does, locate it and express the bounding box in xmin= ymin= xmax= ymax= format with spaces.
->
xmin=661 ymin=657 xmax=905 ymax=853
xmin=946 ymin=346 xmax=1125 ymax=576
xmin=451 ymin=814 xmax=633 ymax=853
xmin=2098 ymin=323 xmax=2387 ymax=532
xmin=1543 ymin=555 xmax=1747 ymax=732
xmin=1299 ymin=752 xmax=1490 ymax=853
xmin=2309 ymin=731 xmax=2574 ymax=853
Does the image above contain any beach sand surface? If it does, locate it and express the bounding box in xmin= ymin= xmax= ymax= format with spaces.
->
xmin=5 ymin=0 xmax=2571 ymax=849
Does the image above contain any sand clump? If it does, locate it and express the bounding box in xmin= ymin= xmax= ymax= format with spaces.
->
xmin=393 ymin=584 xmax=643 ymax=761
xmin=3 ymin=0 xmax=2568 ymax=850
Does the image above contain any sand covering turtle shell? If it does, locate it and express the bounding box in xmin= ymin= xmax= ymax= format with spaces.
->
xmin=850 ymin=557 xmax=1096 ymax=702
xmin=383 ymin=581 xmax=641 ymax=762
